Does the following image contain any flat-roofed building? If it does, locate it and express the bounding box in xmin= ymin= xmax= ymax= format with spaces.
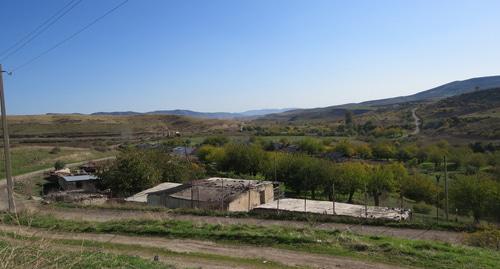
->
xmin=147 ymin=178 xmax=274 ymax=212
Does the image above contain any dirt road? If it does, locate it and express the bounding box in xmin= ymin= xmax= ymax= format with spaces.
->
xmin=0 ymin=224 xmax=404 ymax=269
xmin=411 ymin=108 xmax=421 ymax=135
xmin=39 ymin=207 xmax=464 ymax=244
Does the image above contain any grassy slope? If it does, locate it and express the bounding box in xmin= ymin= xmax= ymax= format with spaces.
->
xmin=419 ymin=87 xmax=500 ymax=139
xmin=0 ymin=146 xmax=114 ymax=176
xmin=2 ymin=213 xmax=498 ymax=269
xmin=7 ymin=114 xmax=238 ymax=138
xmin=0 ymin=237 xmax=170 ymax=269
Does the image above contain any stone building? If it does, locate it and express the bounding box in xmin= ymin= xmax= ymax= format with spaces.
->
xmin=147 ymin=178 xmax=274 ymax=212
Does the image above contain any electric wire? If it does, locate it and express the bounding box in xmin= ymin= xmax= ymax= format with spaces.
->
xmin=11 ymin=0 xmax=129 ymax=73
xmin=0 ymin=0 xmax=83 ymax=62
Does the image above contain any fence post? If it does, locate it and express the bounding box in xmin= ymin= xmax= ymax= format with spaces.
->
xmin=332 ymin=183 xmax=336 ymax=215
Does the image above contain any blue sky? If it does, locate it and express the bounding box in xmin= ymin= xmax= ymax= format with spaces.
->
xmin=1 ymin=0 xmax=500 ymax=114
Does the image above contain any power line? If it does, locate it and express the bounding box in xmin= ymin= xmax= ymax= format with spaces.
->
xmin=0 ymin=0 xmax=82 ymax=62
xmin=11 ymin=0 xmax=129 ymax=73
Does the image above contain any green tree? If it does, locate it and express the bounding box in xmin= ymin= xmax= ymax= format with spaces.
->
xmin=367 ymin=165 xmax=395 ymax=206
xmin=202 ymin=136 xmax=229 ymax=146
xmin=218 ymin=143 xmax=269 ymax=176
xmin=465 ymin=153 xmax=487 ymax=175
xmin=297 ymin=138 xmax=324 ymax=155
xmin=98 ymin=150 xmax=161 ymax=197
xmin=401 ymin=171 xmax=437 ymax=203
xmin=372 ymin=142 xmax=396 ymax=160
xmin=334 ymin=140 xmax=356 ymax=158
xmin=450 ymin=175 xmax=497 ymax=223
xmin=356 ymin=144 xmax=373 ymax=159
xmin=336 ymin=162 xmax=369 ymax=203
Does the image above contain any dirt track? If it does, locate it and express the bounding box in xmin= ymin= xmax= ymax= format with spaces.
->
xmin=38 ymin=207 xmax=465 ymax=244
xmin=0 ymin=224 xmax=404 ymax=269
xmin=411 ymin=107 xmax=421 ymax=135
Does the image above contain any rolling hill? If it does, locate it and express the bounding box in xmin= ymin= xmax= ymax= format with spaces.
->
xmin=91 ymin=108 xmax=295 ymax=119
xmin=258 ymin=75 xmax=500 ymax=123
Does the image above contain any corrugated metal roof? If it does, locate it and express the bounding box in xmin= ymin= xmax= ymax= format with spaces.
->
xmin=61 ymin=175 xmax=98 ymax=182
xmin=125 ymin=182 xmax=182 ymax=203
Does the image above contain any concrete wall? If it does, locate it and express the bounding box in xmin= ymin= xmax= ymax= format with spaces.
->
xmin=147 ymin=193 xmax=220 ymax=210
xmin=58 ymin=178 xmax=97 ymax=192
xmin=227 ymin=183 xmax=274 ymax=212
xmin=147 ymin=182 xmax=274 ymax=212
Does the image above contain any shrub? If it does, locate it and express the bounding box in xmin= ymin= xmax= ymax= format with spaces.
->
xmin=413 ymin=202 xmax=432 ymax=214
xmin=54 ymin=160 xmax=66 ymax=170
xmin=49 ymin=147 xmax=61 ymax=154
xmin=464 ymin=226 xmax=500 ymax=250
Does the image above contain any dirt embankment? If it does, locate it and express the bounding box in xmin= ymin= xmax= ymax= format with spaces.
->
xmin=0 ymin=224 xmax=404 ymax=269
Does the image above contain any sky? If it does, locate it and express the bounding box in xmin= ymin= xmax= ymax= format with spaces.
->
xmin=1 ymin=0 xmax=500 ymax=115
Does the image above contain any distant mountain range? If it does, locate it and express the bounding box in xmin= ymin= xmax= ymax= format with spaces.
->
xmin=358 ymin=75 xmax=500 ymax=107
xmin=90 ymin=108 xmax=295 ymax=119
xmin=259 ymin=75 xmax=500 ymax=122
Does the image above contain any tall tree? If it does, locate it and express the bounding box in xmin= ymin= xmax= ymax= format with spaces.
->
xmin=367 ymin=165 xmax=395 ymax=206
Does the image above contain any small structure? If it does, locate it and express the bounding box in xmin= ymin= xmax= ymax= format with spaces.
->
xmin=125 ymin=182 xmax=182 ymax=203
xmin=79 ymin=162 xmax=98 ymax=173
xmin=58 ymin=174 xmax=98 ymax=192
xmin=255 ymin=198 xmax=410 ymax=221
xmin=147 ymin=178 xmax=274 ymax=212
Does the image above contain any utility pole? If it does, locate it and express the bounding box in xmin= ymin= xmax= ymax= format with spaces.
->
xmin=435 ymin=174 xmax=441 ymax=224
xmin=274 ymin=152 xmax=279 ymax=213
xmin=332 ymin=182 xmax=336 ymax=215
xmin=0 ymin=65 xmax=16 ymax=213
xmin=364 ymin=182 xmax=368 ymax=218
xmin=444 ymin=156 xmax=449 ymax=221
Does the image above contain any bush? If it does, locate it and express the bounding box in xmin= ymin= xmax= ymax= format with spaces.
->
xmin=54 ymin=160 xmax=66 ymax=170
xmin=49 ymin=147 xmax=61 ymax=154
xmin=464 ymin=227 xmax=500 ymax=250
xmin=413 ymin=202 xmax=432 ymax=214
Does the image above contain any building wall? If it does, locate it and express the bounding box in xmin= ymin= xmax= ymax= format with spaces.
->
xmin=228 ymin=183 xmax=274 ymax=212
xmin=147 ymin=182 xmax=274 ymax=212
xmin=147 ymin=193 xmax=220 ymax=210
xmin=58 ymin=178 xmax=97 ymax=192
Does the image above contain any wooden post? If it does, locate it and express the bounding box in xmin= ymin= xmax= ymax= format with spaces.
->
xmin=248 ymin=182 xmax=251 ymax=211
xmin=190 ymin=182 xmax=193 ymax=208
xmin=444 ymin=156 xmax=449 ymax=221
xmin=304 ymin=196 xmax=307 ymax=213
xmin=435 ymin=175 xmax=441 ymax=224
xmin=0 ymin=65 xmax=16 ymax=213
xmin=364 ymin=182 xmax=368 ymax=218
xmin=332 ymin=182 xmax=336 ymax=215
xmin=276 ymin=182 xmax=280 ymax=214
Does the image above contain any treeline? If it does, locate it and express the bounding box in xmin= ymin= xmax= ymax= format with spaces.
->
xmin=99 ymin=137 xmax=500 ymax=223
xmin=97 ymin=149 xmax=204 ymax=197
xmin=196 ymin=141 xmax=500 ymax=223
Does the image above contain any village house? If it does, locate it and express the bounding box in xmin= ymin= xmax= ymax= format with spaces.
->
xmin=147 ymin=178 xmax=274 ymax=212
xmin=58 ymin=174 xmax=98 ymax=192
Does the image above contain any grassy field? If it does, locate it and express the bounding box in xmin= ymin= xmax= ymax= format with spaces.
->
xmin=0 ymin=235 xmax=170 ymax=269
xmin=7 ymin=114 xmax=239 ymax=140
xmin=2 ymin=213 xmax=498 ymax=269
xmin=0 ymin=146 xmax=115 ymax=176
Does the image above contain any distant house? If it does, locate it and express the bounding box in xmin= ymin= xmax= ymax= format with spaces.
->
xmin=147 ymin=178 xmax=274 ymax=212
xmin=79 ymin=162 xmax=98 ymax=173
xmin=58 ymin=175 xmax=98 ymax=192
xmin=125 ymin=182 xmax=182 ymax=203
xmin=136 ymin=143 xmax=161 ymax=150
